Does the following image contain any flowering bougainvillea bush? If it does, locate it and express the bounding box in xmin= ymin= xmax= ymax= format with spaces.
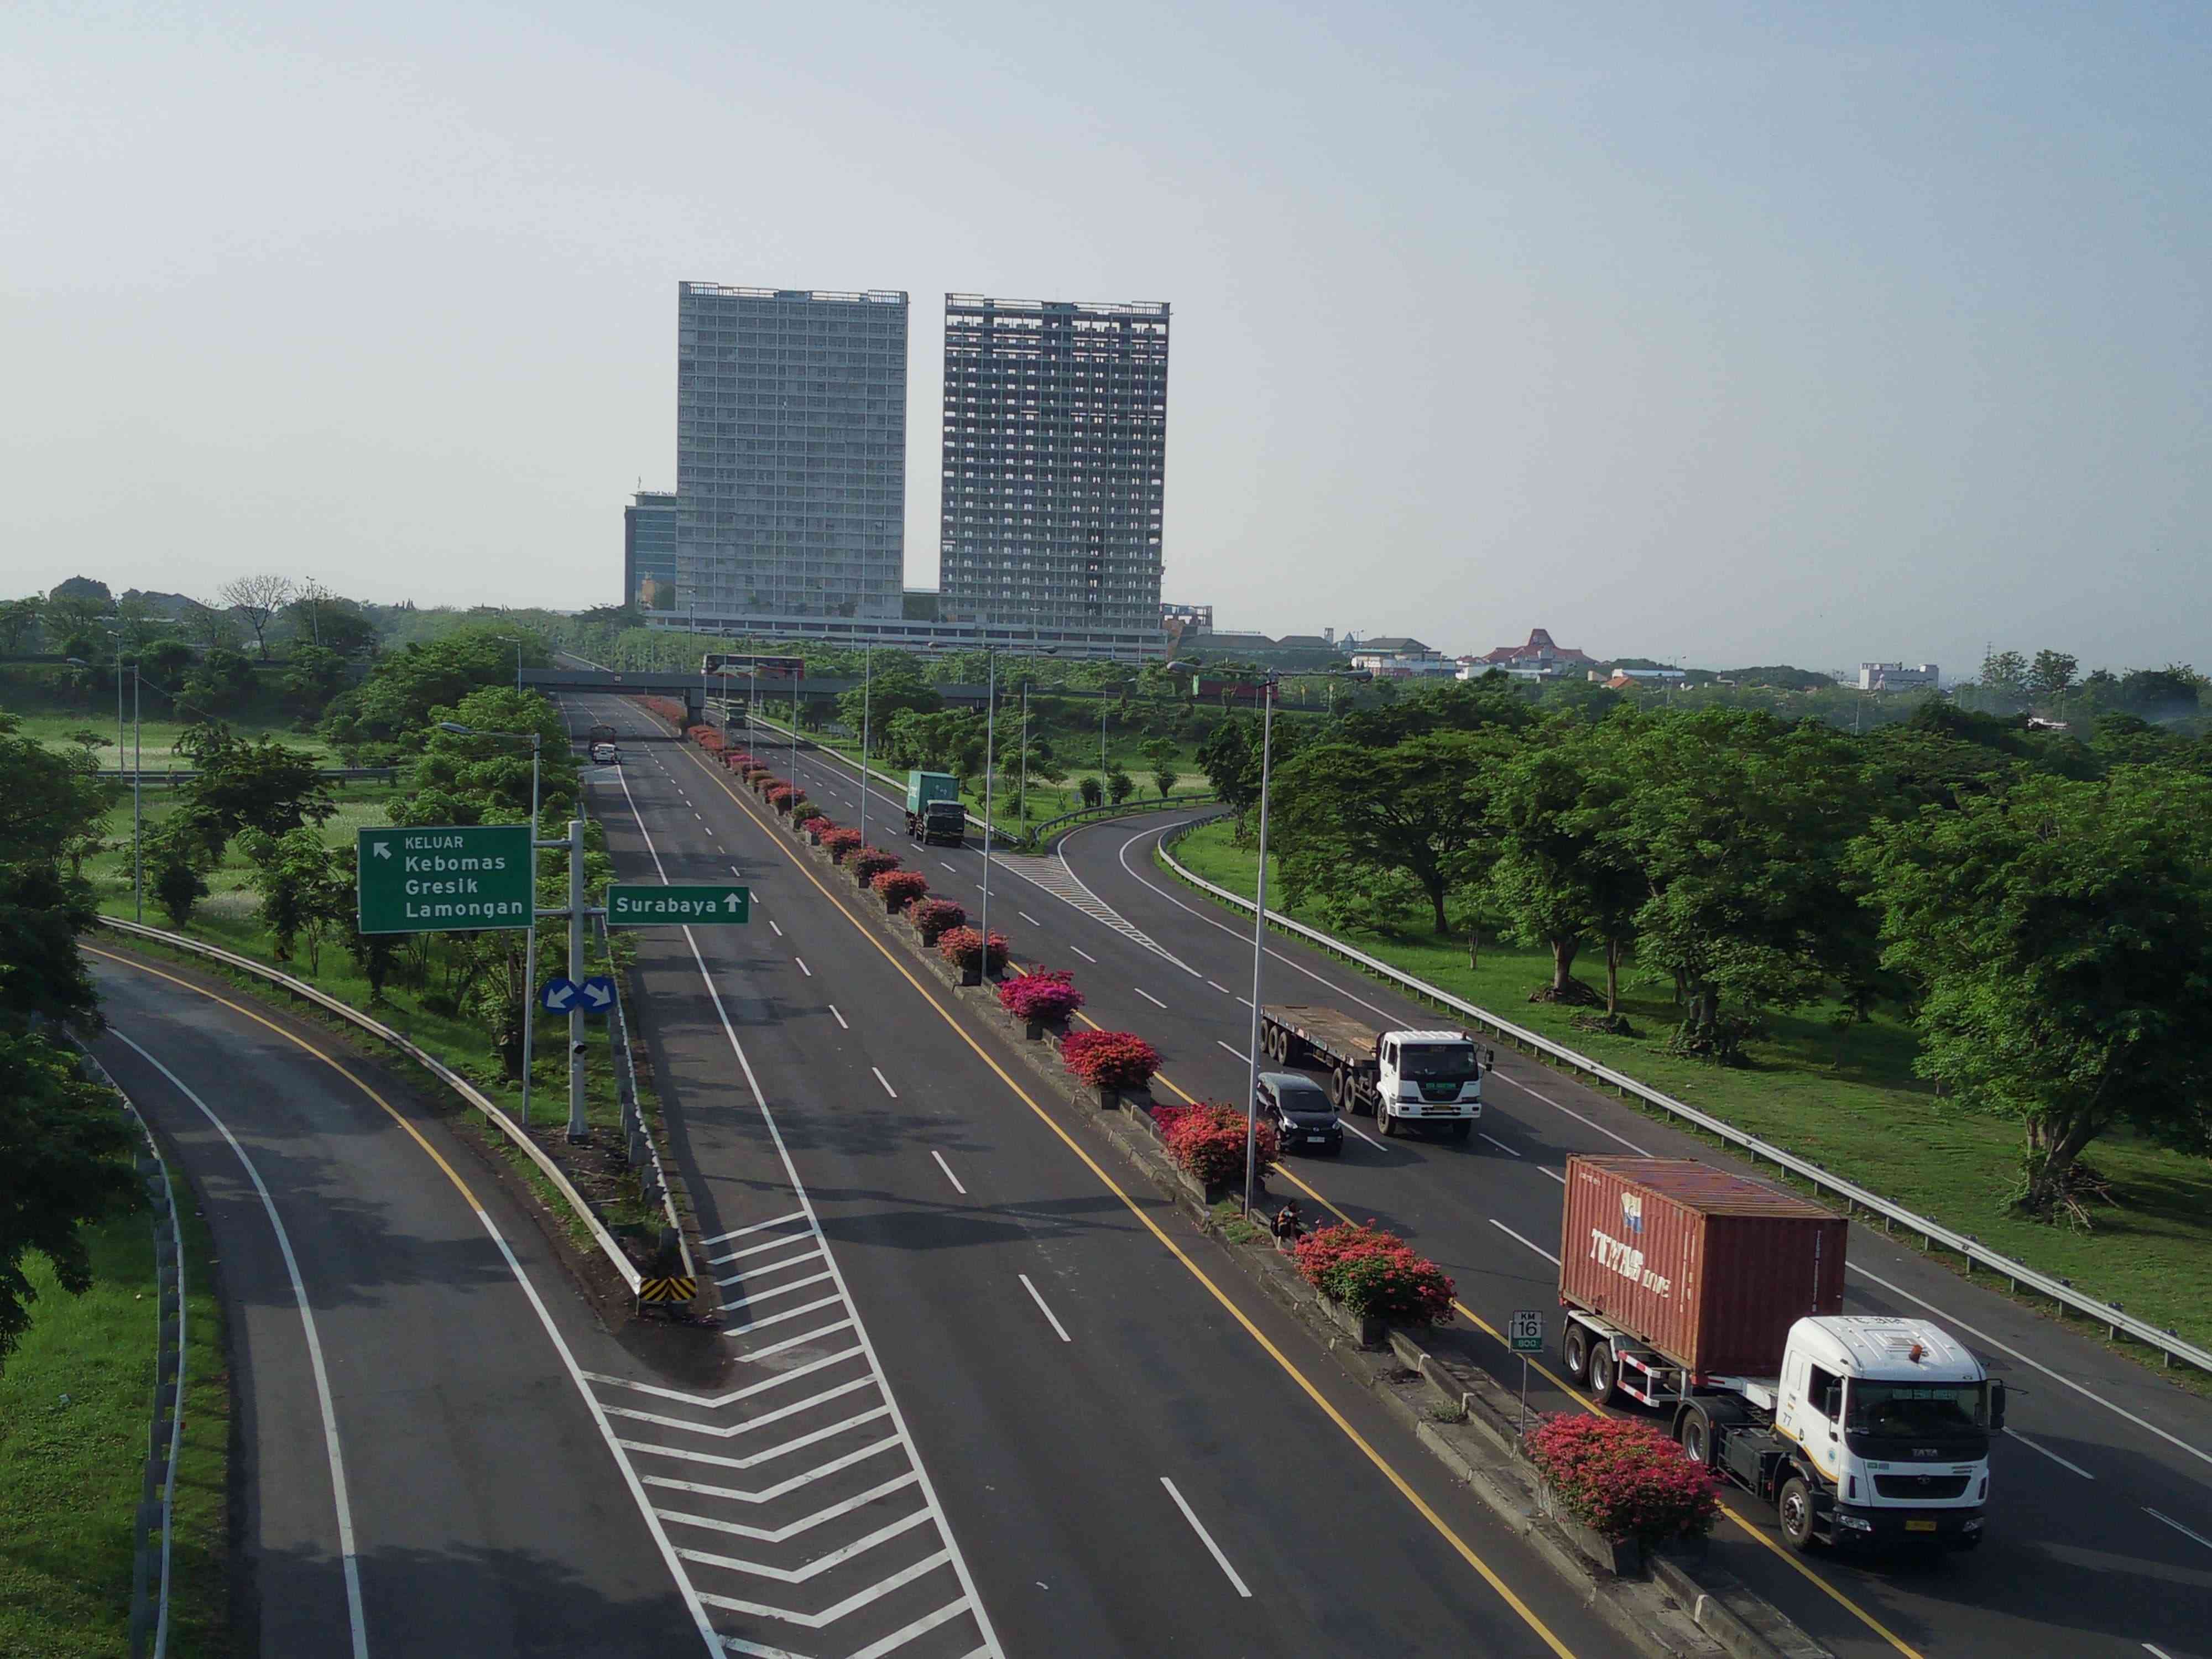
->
xmin=822 ymin=827 xmax=865 ymax=863
xmin=1292 ymin=1222 xmax=1456 ymax=1326
xmin=911 ymin=899 xmax=966 ymax=943
xmin=1060 ymin=1030 xmax=1160 ymax=1091
xmin=641 ymin=696 xmax=686 ymax=724
xmin=804 ymin=816 xmax=835 ymax=843
xmin=998 ymin=970 xmax=1083 ymax=1024
xmin=765 ymin=784 xmax=799 ymax=813
xmin=873 ymin=870 xmax=929 ymax=911
xmin=1524 ymin=1413 xmax=1722 ymax=1547
xmin=851 ymin=847 xmax=901 ymax=884
xmin=935 ymin=926 xmax=1010 ymax=975
xmin=726 ymin=750 xmax=756 ymax=770
xmin=1156 ymin=1102 xmax=1276 ymax=1186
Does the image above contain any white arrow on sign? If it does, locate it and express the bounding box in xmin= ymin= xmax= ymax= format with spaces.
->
xmin=581 ymin=980 xmax=613 ymax=1010
xmin=372 ymin=841 xmax=392 ymax=859
xmin=723 ymin=893 xmax=742 ymax=911
xmin=542 ymin=982 xmax=576 ymax=1010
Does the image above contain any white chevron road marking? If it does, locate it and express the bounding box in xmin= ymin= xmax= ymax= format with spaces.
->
xmin=655 ymin=1473 xmax=921 ymax=1543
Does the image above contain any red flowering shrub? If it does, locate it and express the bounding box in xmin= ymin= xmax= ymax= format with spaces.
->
xmin=1525 ymin=1414 xmax=1722 ymax=1547
xmin=1060 ymin=1030 xmax=1160 ymax=1091
xmin=1160 ymin=1102 xmax=1276 ymax=1186
xmin=822 ymin=827 xmax=864 ymax=863
xmin=726 ymin=750 xmax=757 ymax=769
xmin=874 ymin=870 xmax=929 ymax=911
xmin=936 ymin=926 xmax=1009 ymax=974
xmin=911 ymin=899 xmax=966 ymax=943
xmin=641 ymin=696 xmax=686 ymax=725
xmin=851 ymin=847 xmax=901 ymax=884
xmin=1292 ymin=1223 xmax=1455 ymax=1326
xmin=696 ymin=729 xmax=726 ymax=754
xmin=805 ymin=816 xmax=836 ymax=844
xmin=998 ymin=971 xmax=1084 ymax=1024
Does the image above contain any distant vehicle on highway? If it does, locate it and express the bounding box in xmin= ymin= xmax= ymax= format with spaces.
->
xmin=1260 ymin=1005 xmax=1487 ymax=1139
xmin=586 ymin=722 xmax=618 ymax=746
xmin=1256 ymin=1071 xmax=1343 ymax=1156
xmin=591 ymin=743 xmax=619 ymax=765
xmin=905 ymin=770 xmax=966 ymax=844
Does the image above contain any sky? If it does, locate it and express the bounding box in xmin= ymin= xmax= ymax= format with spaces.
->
xmin=3 ymin=0 xmax=2206 ymax=676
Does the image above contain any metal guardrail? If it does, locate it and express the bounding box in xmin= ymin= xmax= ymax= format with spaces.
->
xmin=76 ymin=1046 xmax=185 ymax=1659
xmin=1025 ymin=795 xmax=1219 ymax=846
xmin=91 ymin=917 xmax=643 ymax=1295
xmin=1155 ymin=822 xmax=2212 ymax=1378
xmin=592 ymin=914 xmax=696 ymax=1303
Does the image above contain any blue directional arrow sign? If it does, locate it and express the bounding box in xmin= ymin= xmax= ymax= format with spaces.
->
xmin=539 ymin=977 xmax=579 ymax=1013
xmin=578 ymin=975 xmax=617 ymax=1016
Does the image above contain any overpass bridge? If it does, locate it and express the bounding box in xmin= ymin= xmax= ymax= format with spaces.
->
xmin=524 ymin=665 xmax=995 ymax=723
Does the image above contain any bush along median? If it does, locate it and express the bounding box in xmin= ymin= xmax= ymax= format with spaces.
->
xmin=1157 ymin=1101 xmax=1277 ymax=1205
xmin=873 ymin=869 xmax=928 ymax=914
xmin=1524 ymin=1413 xmax=1723 ymax=1577
xmin=1292 ymin=1220 xmax=1456 ymax=1349
xmin=1060 ymin=1028 xmax=1159 ymax=1108
xmin=998 ymin=968 xmax=1083 ymax=1039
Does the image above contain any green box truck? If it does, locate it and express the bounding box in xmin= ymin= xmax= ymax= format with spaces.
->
xmin=905 ymin=771 xmax=966 ymax=845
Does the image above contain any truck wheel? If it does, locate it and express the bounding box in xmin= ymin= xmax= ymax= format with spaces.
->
xmin=1562 ymin=1323 xmax=1591 ymax=1385
xmin=1588 ymin=1345 xmax=1618 ymax=1404
xmin=1379 ymin=1108 xmax=1399 ymax=1139
xmin=1328 ymin=1068 xmax=1349 ymax=1108
xmin=1777 ymin=1477 xmax=1819 ymax=1553
xmin=1676 ymin=1406 xmax=1714 ymax=1468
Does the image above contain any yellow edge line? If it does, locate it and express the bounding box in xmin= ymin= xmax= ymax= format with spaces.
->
xmin=669 ymin=729 xmax=1584 ymax=1658
xmin=1135 ymin=1052 xmax=1928 ymax=1659
xmin=86 ymin=946 xmax=492 ymax=1217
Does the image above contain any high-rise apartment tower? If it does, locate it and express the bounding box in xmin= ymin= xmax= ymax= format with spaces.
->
xmin=938 ymin=295 xmax=1169 ymax=632
xmin=674 ymin=284 xmax=908 ymax=622
xmin=623 ymin=490 xmax=678 ymax=611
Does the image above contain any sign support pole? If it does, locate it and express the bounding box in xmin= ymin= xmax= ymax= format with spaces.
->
xmin=566 ymin=817 xmax=588 ymax=1142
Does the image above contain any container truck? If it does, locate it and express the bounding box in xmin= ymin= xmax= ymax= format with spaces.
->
xmin=586 ymin=722 xmax=618 ymax=747
xmin=1258 ymin=1005 xmax=1489 ymax=1139
xmin=1557 ymin=1156 xmax=2003 ymax=1553
xmin=904 ymin=771 xmax=966 ymax=845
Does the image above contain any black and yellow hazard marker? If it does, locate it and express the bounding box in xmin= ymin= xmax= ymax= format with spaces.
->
xmin=637 ymin=1276 xmax=696 ymax=1303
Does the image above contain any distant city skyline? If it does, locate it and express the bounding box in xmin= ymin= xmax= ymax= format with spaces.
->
xmin=6 ymin=2 xmax=2205 ymax=678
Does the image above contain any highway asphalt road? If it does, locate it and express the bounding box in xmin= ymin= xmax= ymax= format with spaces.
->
xmin=571 ymin=693 xmax=1634 ymax=1659
xmin=719 ymin=703 xmax=2212 ymax=1659
xmin=86 ymin=948 xmax=715 ymax=1657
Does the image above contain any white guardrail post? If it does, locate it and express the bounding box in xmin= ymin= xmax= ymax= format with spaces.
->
xmin=1154 ymin=821 xmax=2212 ymax=1378
xmin=91 ymin=917 xmax=643 ymax=1296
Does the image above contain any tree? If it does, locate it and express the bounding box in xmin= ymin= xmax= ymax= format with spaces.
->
xmin=237 ymin=827 xmax=348 ymax=969
xmin=173 ymin=723 xmax=335 ymax=846
xmin=0 ymin=1029 xmax=145 ymax=1373
xmin=1105 ymin=763 xmax=1134 ymax=805
xmin=1141 ymin=738 xmax=1180 ymax=800
xmin=1853 ymin=770 xmax=2212 ymax=1218
xmin=50 ymin=576 xmax=113 ymax=605
xmin=0 ymin=598 xmax=42 ymax=652
xmin=180 ymin=646 xmax=259 ymax=716
xmin=836 ymin=672 xmax=941 ymax=749
xmin=1274 ymin=729 xmax=1515 ymax=934
xmin=1486 ymin=722 xmax=1639 ymax=1006
xmin=408 ymin=687 xmax=576 ymax=827
xmin=1079 ymin=774 xmax=1103 ymax=808
xmin=2025 ymin=650 xmax=2078 ymax=703
xmin=1195 ymin=717 xmax=1254 ymax=819
xmin=281 ymin=643 xmax=350 ymax=718
xmin=326 ymin=627 xmax=546 ymax=746
xmin=2118 ymin=665 xmax=2207 ymax=720
xmin=1978 ymin=649 xmax=2030 ymax=703
xmin=219 ymin=574 xmax=295 ymax=659
xmin=153 ymin=855 xmax=208 ymax=927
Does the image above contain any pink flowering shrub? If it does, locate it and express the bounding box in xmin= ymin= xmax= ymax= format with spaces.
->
xmin=911 ymin=899 xmax=966 ymax=943
xmin=851 ymin=847 xmax=901 ymax=884
xmin=1524 ymin=1414 xmax=1723 ymax=1546
xmin=936 ymin=926 xmax=1009 ymax=974
xmin=1157 ymin=1102 xmax=1276 ymax=1186
xmin=873 ymin=870 xmax=929 ymax=911
xmin=1060 ymin=1030 xmax=1160 ymax=1091
xmin=998 ymin=970 xmax=1083 ymax=1024
xmin=822 ymin=827 xmax=865 ymax=863
xmin=1292 ymin=1222 xmax=1455 ymax=1326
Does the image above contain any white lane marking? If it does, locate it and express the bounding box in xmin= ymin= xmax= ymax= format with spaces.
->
xmin=2145 ymin=1508 xmax=2212 ymax=1552
xmin=694 ymin=811 xmax=702 ymax=820
xmin=1019 ymin=911 xmax=1040 ymax=927
xmin=830 ymin=1005 xmax=849 ymax=1030
xmin=109 ymin=1031 xmax=375 ymax=1659
xmin=1207 ymin=980 xmax=1230 ymax=994
xmin=940 ymin=861 xmax=958 ymax=872
xmin=1479 ymin=1133 xmax=1521 ymax=1157
xmin=872 ymin=1067 xmax=898 ymax=1099
xmin=1846 ymin=1261 xmax=2212 ymax=1473
xmin=769 ymin=920 xmax=784 ymax=938
xmin=2004 ymin=1427 xmax=2095 ymax=1480
xmin=794 ymin=958 xmax=811 ymax=978
xmin=1071 ymin=947 xmax=1097 ymax=964
xmin=1235 ymin=995 xmax=1253 ymax=1009
xmin=731 ymin=864 xmax=742 ymax=876
xmin=931 ymin=1151 xmax=967 ymax=1196
xmin=1216 ymin=1041 xmax=1248 ymax=1061
xmin=1540 ymin=1166 xmax=1566 ymax=1184
xmin=1343 ymin=1119 xmax=1387 ymax=1151
xmin=1134 ymin=987 xmax=1167 ymax=1009
xmin=703 ymin=1211 xmax=807 ymax=1246
xmin=1490 ymin=1218 xmax=1561 ymax=1265
xmin=1159 ymin=1478 xmax=1251 ymax=1598
xmin=1018 ymin=1274 xmax=1073 ymax=1343
xmin=2143 ymin=1644 xmax=2177 ymax=1659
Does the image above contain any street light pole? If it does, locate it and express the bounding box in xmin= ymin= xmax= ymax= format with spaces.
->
xmin=441 ymin=722 xmax=543 ymax=1125
xmin=980 ymin=647 xmax=996 ymax=965
xmin=1020 ymin=681 xmax=1029 ymax=841
xmin=859 ymin=642 xmax=871 ymax=848
xmin=1243 ymin=674 xmax=1279 ymax=1216
xmin=131 ymin=661 xmax=143 ymax=924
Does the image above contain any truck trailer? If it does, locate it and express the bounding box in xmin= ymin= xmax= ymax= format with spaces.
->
xmin=1258 ymin=1005 xmax=1488 ymax=1138
xmin=1557 ymin=1156 xmax=2002 ymax=1553
xmin=904 ymin=771 xmax=966 ymax=846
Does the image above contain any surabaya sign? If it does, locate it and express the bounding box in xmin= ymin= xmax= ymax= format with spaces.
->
xmin=606 ymin=883 xmax=750 ymax=926
xmin=357 ymin=826 xmax=534 ymax=935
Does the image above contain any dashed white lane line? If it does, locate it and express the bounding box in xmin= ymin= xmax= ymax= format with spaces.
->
xmin=939 ymin=861 xmax=958 ymax=873
xmin=795 ymin=958 xmax=811 ymax=978
xmin=872 ymin=1067 xmax=898 ymax=1099
xmin=930 ymin=1151 xmax=967 ymax=1196
xmin=1071 ymin=947 xmax=1097 ymax=964
xmin=2004 ymin=1427 xmax=2095 ymax=1480
xmin=1539 ymin=1166 xmax=1566 ymax=1185
xmin=1478 ymin=1133 xmax=1520 ymax=1157
xmin=1160 ymin=1478 xmax=1250 ymax=1598
xmin=1490 ymin=1218 xmax=1561 ymax=1265
xmin=1235 ymin=995 xmax=1253 ymax=1009
xmin=1343 ymin=1119 xmax=1387 ymax=1151
xmin=829 ymin=1005 xmax=849 ymax=1030
xmin=1018 ymin=911 xmax=1040 ymax=927
xmin=731 ymin=865 xmax=742 ymax=877
xmin=2143 ymin=1643 xmax=2177 ymax=1659
xmin=1134 ymin=987 xmax=1167 ymax=1009
xmin=769 ymin=920 xmax=784 ymax=938
xmin=2145 ymin=1507 xmax=2212 ymax=1552
xmin=1216 ymin=1041 xmax=1247 ymax=1061
xmin=1207 ymin=980 xmax=1230 ymax=994
xmin=1018 ymin=1275 xmax=1072 ymax=1344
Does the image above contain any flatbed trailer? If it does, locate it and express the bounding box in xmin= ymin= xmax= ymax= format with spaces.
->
xmin=1259 ymin=1004 xmax=1485 ymax=1138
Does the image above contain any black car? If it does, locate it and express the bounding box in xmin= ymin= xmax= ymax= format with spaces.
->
xmin=1258 ymin=1071 xmax=1343 ymax=1156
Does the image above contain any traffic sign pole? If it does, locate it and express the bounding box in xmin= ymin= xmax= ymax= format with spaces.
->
xmin=1509 ymin=1310 xmax=1546 ymax=1436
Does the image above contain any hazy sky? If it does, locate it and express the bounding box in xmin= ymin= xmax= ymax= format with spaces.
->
xmin=5 ymin=1 xmax=2206 ymax=674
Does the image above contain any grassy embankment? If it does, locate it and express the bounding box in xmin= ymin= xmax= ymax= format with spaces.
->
xmin=14 ymin=709 xmax=333 ymax=768
xmin=1168 ymin=818 xmax=2212 ymax=1369
xmin=82 ymin=785 xmax=655 ymax=1251
xmin=0 ymin=1198 xmax=229 ymax=1656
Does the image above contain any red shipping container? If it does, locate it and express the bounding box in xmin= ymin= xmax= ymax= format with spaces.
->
xmin=1559 ymin=1156 xmax=1848 ymax=1378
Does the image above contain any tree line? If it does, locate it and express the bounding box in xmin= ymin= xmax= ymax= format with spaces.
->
xmin=1194 ymin=676 xmax=2212 ymax=1220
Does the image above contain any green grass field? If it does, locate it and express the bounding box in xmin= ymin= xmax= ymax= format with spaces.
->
xmin=1168 ymin=818 xmax=2212 ymax=1369
xmin=8 ymin=708 xmax=332 ymax=768
xmin=0 ymin=1197 xmax=229 ymax=1656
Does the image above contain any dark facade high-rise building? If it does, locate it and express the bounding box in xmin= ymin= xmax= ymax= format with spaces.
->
xmin=673 ymin=283 xmax=908 ymax=623
xmin=623 ymin=490 xmax=678 ymax=611
xmin=938 ymin=294 xmax=1169 ymax=633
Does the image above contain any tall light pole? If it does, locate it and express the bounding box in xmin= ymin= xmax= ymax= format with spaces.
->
xmin=1240 ymin=672 xmax=1280 ymax=1215
xmin=440 ymin=722 xmax=544 ymax=1125
xmin=1019 ymin=680 xmax=1030 ymax=841
xmin=980 ymin=645 xmax=997 ymax=964
xmin=858 ymin=642 xmax=872 ymax=849
xmin=498 ymin=634 xmax=523 ymax=695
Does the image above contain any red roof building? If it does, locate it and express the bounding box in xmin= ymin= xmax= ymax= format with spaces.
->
xmin=1474 ymin=628 xmax=1597 ymax=668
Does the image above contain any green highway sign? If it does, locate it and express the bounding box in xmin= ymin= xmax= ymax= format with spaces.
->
xmin=606 ymin=883 xmax=751 ymax=926
xmin=357 ymin=825 xmax=534 ymax=935
xmin=1509 ymin=1310 xmax=1545 ymax=1353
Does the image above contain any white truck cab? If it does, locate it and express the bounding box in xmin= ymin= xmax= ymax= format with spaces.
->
xmin=1378 ymin=1030 xmax=1485 ymax=1122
